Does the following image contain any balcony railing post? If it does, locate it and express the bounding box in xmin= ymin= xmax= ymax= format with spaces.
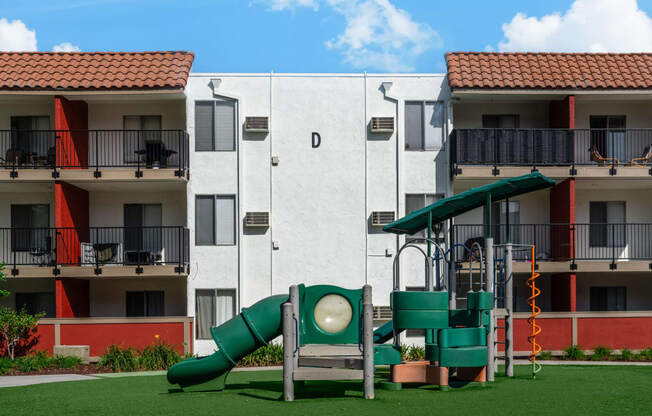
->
xmin=94 ymin=131 xmax=101 ymax=177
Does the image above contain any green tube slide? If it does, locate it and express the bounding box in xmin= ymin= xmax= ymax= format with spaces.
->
xmin=167 ymin=294 xmax=288 ymax=388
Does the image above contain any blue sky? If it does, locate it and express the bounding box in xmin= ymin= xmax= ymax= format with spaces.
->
xmin=1 ymin=0 xmax=652 ymax=73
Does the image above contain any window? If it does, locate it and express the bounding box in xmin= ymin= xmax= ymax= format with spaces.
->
xmin=11 ymin=204 xmax=50 ymax=252
xmin=484 ymin=201 xmax=520 ymax=244
xmin=126 ymin=291 xmax=164 ymax=317
xmin=195 ymin=99 xmax=236 ymax=151
xmin=405 ymin=194 xmax=442 ymax=239
xmin=590 ymin=287 xmax=626 ymax=311
xmin=589 ymin=201 xmax=625 ymax=247
xmin=196 ymin=289 xmax=236 ymax=339
xmin=10 ymin=116 xmax=52 ymax=160
xmin=123 ymin=115 xmax=162 ymax=164
xmin=405 ymin=101 xmax=444 ymax=151
xmin=590 ymin=116 xmax=626 ymax=161
xmin=15 ymin=292 xmax=55 ymax=317
xmin=482 ymin=115 xmax=520 ymax=128
xmin=196 ymin=195 xmax=236 ymax=245
xmin=123 ymin=204 xmax=163 ymax=264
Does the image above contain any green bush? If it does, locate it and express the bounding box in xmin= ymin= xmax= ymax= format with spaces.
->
xmin=14 ymin=351 xmax=51 ymax=372
xmin=619 ymin=349 xmax=634 ymax=361
xmin=406 ymin=345 xmax=426 ymax=361
xmin=52 ymin=355 xmax=82 ymax=369
xmin=591 ymin=345 xmax=612 ymax=361
xmin=0 ymin=307 xmax=45 ymax=360
xmin=563 ymin=344 xmax=585 ymax=360
xmin=539 ymin=351 xmax=553 ymax=360
xmin=139 ymin=342 xmax=182 ymax=370
xmin=99 ymin=345 xmax=138 ymax=372
xmin=638 ymin=347 xmax=652 ymax=361
xmin=400 ymin=344 xmax=409 ymax=361
xmin=0 ymin=356 xmax=11 ymax=375
xmin=239 ymin=344 xmax=283 ymax=367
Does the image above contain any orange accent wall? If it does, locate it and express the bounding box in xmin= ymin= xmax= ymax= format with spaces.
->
xmin=55 ymin=278 xmax=90 ymax=318
xmin=577 ymin=317 xmax=652 ymax=349
xmin=55 ymin=181 xmax=89 ymax=266
xmin=54 ymin=96 xmax=88 ymax=168
xmin=548 ymin=95 xmax=575 ymax=129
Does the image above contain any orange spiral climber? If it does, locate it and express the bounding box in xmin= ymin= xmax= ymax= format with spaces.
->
xmin=527 ymin=245 xmax=542 ymax=378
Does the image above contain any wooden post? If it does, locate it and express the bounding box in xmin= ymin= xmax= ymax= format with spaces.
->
xmin=282 ymin=302 xmax=294 ymax=401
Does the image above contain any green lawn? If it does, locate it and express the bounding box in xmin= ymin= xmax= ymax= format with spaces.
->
xmin=1 ymin=365 xmax=650 ymax=416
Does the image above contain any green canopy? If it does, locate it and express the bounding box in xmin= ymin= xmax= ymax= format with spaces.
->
xmin=383 ymin=172 xmax=556 ymax=235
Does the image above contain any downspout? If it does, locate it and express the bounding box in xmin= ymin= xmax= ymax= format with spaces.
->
xmin=269 ymin=71 xmax=274 ymax=296
xmin=381 ymin=82 xmax=400 ymax=286
xmin=364 ymin=72 xmax=368 ymax=285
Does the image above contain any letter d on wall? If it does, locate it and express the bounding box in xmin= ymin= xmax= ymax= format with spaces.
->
xmin=312 ymin=132 xmax=321 ymax=148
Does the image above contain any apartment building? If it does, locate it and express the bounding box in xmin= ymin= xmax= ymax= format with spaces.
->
xmin=448 ymin=52 xmax=652 ymax=352
xmin=184 ymin=73 xmax=451 ymax=354
xmin=0 ymin=52 xmax=194 ymax=358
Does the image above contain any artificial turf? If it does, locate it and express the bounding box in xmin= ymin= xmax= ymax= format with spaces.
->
xmin=1 ymin=365 xmax=650 ymax=416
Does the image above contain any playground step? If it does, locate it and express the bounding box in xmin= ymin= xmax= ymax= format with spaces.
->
xmin=293 ymin=368 xmax=363 ymax=381
xmin=300 ymin=344 xmax=362 ymax=356
xmin=298 ymin=356 xmax=363 ymax=369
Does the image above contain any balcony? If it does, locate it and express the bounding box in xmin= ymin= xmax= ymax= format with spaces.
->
xmin=451 ymin=128 xmax=652 ymax=178
xmin=452 ymin=223 xmax=652 ymax=272
xmin=2 ymin=226 xmax=190 ymax=278
xmin=0 ymin=130 xmax=189 ymax=180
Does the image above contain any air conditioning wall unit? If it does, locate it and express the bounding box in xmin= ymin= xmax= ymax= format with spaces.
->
xmin=244 ymin=116 xmax=269 ymax=133
xmin=373 ymin=306 xmax=392 ymax=320
xmin=245 ymin=212 xmax=270 ymax=227
xmin=371 ymin=211 xmax=395 ymax=226
xmin=370 ymin=117 xmax=394 ymax=133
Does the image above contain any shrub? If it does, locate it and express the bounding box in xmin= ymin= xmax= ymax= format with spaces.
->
xmin=619 ymin=349 xmax=634 ymax=362
xmin=239 ymin=344 xmax=283 ymax=367
xmin=52 ymin=355 xmax=82 ymax=369
xmin=638 ymin=347 xmax=652 ymax=361
xmin=0 ymin=357 xmax=11 ymax=375
xmin=0 ymin=307 xmax=45 ymax=360
xmin=407 ymin=345 xmax=426 ymax=361
xmin=591 ymin=345 xmax=612 ymax=361
xmin=563 ymin=344 xmax=585 ymax=360
xmin=15 ymin=351 xmax=51 ymax=372
xmin=99 ymin=345 xmax=138 ymax=372
xmin=139 ymin=342 xmax=182 ymax=370
xmin=400 ymin=344 xmax=409 ymax=361
xmin=539 ymin=351 xmax=553 ymax=360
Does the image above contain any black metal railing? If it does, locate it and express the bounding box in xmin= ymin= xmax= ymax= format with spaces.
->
xmin=452 ymin=223 xmax=652 ymax=263
xmin=0 ymin=130 xmax=189 ymax=173
xmin=451 ymin=128 xmax=652 ymax=173
xmin=0 ymin=226 xmax=189 ymax=270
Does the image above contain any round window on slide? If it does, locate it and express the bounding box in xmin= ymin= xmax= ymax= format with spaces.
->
xmin=313 ymin=294 xmax=353 ymax=334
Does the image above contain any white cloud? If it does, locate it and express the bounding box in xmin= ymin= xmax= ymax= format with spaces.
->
xmin=494 ymin=0 xmax=652 ymax=52
xmin=257 ymin=0 xmax=440 ymax=71
xmin=53 ymin=42 xmax=81 ymax=52
xmin=256 ymin=0 xmax=319 ymax=11
xmin=0 ymin=18 xmax=37 ymax=51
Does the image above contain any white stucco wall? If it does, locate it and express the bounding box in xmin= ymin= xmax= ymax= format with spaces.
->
xmin=452 ymin=101 xmax=549 ymax=129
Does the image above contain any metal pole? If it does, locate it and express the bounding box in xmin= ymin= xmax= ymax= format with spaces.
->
xmin=363 ymin=284 xmax=374 ymax=399
xmin=449 ymin=219 xmax=456 ymax=309
xmin=282 ymin=302 xmax=294 ymax=402
xmin=289 ymin=285 xmax=299 ymax=369
xmin=505 ymin=243 xmax=514 ymax=377
xmin=485 ymin=193 xmax=495 ymax=382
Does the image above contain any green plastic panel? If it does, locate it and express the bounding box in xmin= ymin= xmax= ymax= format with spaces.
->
xmin=467 ymin=291 xmax=494 ymax=311
xmin=438 ymin=327 xmax=486 ymax=348
xmin=392 ymin=310 xmax=449 ymax=330
xmin=374 ymin=344 xmax=402 ymax=365
xmin=425 ymin=343 xmax=438 ymax=362
xmin=391 ymin=291 xmax=448 ymax=310
xmin=300 ymin=285 xmax=362 ymax=345
xmin=438 ymin=346 xmax=488 ymax=367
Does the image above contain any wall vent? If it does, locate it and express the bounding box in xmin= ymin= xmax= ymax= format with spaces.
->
xmin=244 ymin=116 xmax=269 ymax=133
xmin=371 ymin=211 xmax=395 ymax=226
xmin=373 ymin=306 xmax=392 ymax=320
xmin=370 ymin=117 xmax=394 ymax=133
xmin=245 ymin=212 xmax=270 ymax=227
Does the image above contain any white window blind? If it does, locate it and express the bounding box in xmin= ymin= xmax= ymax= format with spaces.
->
xmin=405 ymin=101 xmax=444 ymax=151
xmin=195 ymin=99 xmax=236 ymax=151
xmin=195 ymin=195 xmax=236 ymax=246
xmin=196 ymin=289 xmax=236 ymax=340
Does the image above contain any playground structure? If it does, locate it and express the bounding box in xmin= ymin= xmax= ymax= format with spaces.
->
xmin=166 ymin=172 xmax=556 ymax=398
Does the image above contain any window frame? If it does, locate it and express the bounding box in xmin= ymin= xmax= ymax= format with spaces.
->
xmin=194 ymin=99 xmax=238 ymax=152
xmin=195 ymin=288 xmax=236 ymax=340
xmin=405 ymin=193 xmax=444 ymax=241
xmin=404 ymin=100 xmax=445 ymax=152
xmin=589 ymin=201 xmax=626 ymax=248
xmin=590 ymin=286 xmax=626 ymax=311
xmin=125 ymin=290 xmax=165 ymax=317
xmin=11 ymin=204 xmax=50 ymax=252
xmin=481 ymin=114 xmax=521 ymax=129
xmin=195 ymin=194 xmax=237 ymax=246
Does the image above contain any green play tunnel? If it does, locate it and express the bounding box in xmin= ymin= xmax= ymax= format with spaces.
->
xmin=167 ymin=294 xmax=288 ymax=388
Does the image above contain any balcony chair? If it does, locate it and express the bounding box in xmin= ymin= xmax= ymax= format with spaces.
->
xmin=589 ymin=145 xmax=619 ymax=166
xmin=93 ymin=243 xmax=120 ymax=265
xmin=630 ymin=145 xmax=652 ymax=167
xmin=29 ymin=236 xmax=55 ymax=266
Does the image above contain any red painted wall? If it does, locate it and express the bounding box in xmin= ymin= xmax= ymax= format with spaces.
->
xmin=56 ymin=279 xmax=90 ymax=318
xmin=548 ymin=95 xmax=575 ymax=129
xmin=578 ymin=317 xmax=652 ymax=350
xmin=54 ymin=96 xmax=88 ymax=168
xmin=550 ymin=178 xmax=575 ymax=259
xmin=551 ymin=274 xmax=577 ymax=312
xmin=60 ymin=323 xmax=186 ymax=356
xmin=0 ymin=324 xmax=55 ymax=356
xmin=55 ymin=181 xmax=89 ymax=266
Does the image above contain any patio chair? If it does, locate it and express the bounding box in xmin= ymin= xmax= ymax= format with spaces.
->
xmin=589 ymin=145 xmax=619 ymax=166
xmin=1 ymin=148 xmax=22 ymax=168
xmin=630 ymin=145 xmax=652 ymax=167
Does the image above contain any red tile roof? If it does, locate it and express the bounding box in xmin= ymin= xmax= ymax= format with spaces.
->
xmin=446 ymin=52 xmax=652 ymax=90
xmin=0 ymin=51 xmax=194 ymax=91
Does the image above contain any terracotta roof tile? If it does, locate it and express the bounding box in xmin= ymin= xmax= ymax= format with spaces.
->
xmin=446 ymin=52 xmax=652 ymax=90
xmin=0 ymin=51 xmax=194 ymax=91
